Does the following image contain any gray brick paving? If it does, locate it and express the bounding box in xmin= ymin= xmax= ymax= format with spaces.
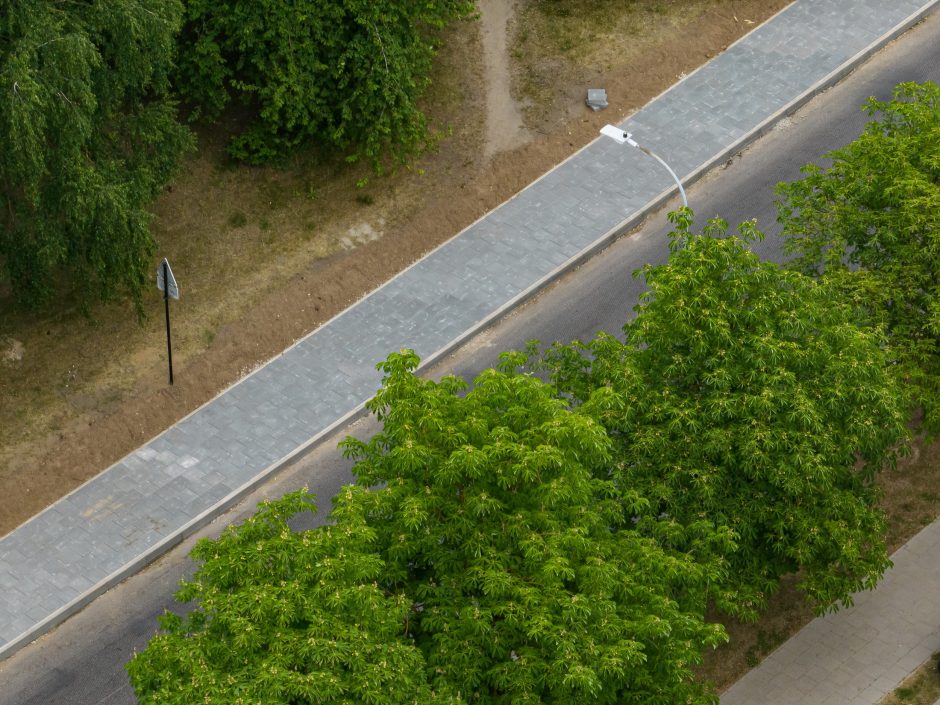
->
xmin=0 ymin=0 xmax=937 ymax=693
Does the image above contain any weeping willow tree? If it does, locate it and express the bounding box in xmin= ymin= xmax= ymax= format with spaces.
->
xmin=0 ymin=0 xmax=192 ymax=312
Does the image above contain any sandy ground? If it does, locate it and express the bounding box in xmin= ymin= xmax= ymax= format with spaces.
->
xmin=480 ymin=0 xmax=533 ymax=156
xmin=0 ymin=0 xmax=791 ymax=536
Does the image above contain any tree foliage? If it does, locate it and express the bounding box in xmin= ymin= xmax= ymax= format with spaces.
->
xmin=129 ymin=350 xmax=728 ymax=705
xmin=776 ymin=81 xmax=940 ymax=432
xmin=541 ymin=210 xmax=907 ymax=618
xmin=341 ymin=350 xmax=726 ymax=705
xmin=127 ymin=490 xmax=449 ymax=705
xmin=128 ymin=202 xmax=911 ymax=699
xmin=175 ymin=0 xmax=473 ymax=166
xmin=0 ymin=0 xmax=192 ymax=310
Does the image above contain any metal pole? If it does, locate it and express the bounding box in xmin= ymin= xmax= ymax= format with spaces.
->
xmin=163 ymin=259 xmax=174 ymax=385
xmin=636 ymin=145 xmax=688 ymax=208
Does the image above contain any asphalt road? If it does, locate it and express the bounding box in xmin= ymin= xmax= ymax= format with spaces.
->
xmin=2 ymin=11 xmax=939 ymax=705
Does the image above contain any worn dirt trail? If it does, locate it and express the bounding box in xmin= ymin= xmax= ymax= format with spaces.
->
xmin=478 ymin=0 xmax=532 ymax=156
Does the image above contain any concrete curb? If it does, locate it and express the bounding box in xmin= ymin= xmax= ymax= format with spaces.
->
xmin=3 ymin=0 xmax=938 ymax=663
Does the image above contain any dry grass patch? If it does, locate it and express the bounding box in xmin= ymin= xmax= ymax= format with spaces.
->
xmin=880 ymin=434 xmax=940 ymax=552
xmin=879 ymin=653 xmax=940 ymax=705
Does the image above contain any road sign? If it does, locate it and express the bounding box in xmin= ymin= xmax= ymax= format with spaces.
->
xmin=156 ymin=258 xmax=180 ymax=300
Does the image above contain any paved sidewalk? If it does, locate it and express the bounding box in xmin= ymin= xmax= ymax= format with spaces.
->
xmin=722 ymin=520 xmax=940 ymax=705
xmin=1 ymin=0 xmax=938 ymax=663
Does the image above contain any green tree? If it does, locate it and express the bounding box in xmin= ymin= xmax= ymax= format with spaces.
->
xmin=542 ymin=210 xmax=907 ymax=619
xmin=0 ymin=0 xmax=192 ymax=310
xmin=129 ymin=350 xmax=729 ymax=705
xmin=176 ymin=0 xmax=473 ymax=166
xmin=776 ymin=81 xmax=940 ymax=432
xmin=340 ymin=349 xmax=727 ymax=705
xmin=127 ymin=490 xmax=452 ymax=705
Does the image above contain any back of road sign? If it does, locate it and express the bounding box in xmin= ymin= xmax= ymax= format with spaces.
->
xmin=156 ymin=258 xmax=180 ymax=300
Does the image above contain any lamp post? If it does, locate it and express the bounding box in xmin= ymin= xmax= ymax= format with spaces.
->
xmin=600 ymin=124 xmax=688 ymax=208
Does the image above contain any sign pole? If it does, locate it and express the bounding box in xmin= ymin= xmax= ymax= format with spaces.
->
xmin=156 ymin=257 xmax=180 ymax=385
xmin=163 ymin=259 xmax=174 ymax=385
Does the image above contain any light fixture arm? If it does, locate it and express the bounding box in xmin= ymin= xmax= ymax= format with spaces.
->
xmin=600 ymin=125 xmax=688 ymax=208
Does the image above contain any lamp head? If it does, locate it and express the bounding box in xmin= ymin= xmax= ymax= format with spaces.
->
xmin=600 ymin=124 xmax=639 ymax=147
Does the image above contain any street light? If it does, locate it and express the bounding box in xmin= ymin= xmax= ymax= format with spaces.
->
xmin=600 ymin=124 xmax=688 ymax=208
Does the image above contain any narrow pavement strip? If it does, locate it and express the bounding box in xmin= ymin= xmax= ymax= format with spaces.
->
xmin=721 ymin=519 xmax=940 ymax=705
xmin=1 ymin=0 xmax=938 ymax=669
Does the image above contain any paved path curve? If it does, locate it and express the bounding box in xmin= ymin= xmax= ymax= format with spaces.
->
xmin=0 ymin=0 xmax=937 ymax=665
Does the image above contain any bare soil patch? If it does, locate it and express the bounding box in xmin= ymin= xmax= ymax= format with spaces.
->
xmin=479 ymin=0 xmax=533 ymax=156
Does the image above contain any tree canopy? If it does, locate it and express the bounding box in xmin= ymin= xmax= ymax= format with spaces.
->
xmin=128 ymin=210 xmax=910 ymax=701
xmin=340 ymin=350 xmax=726 ymax=705
xmin=175 ymin=0 xmax=474 ymax=166
xmin=127 ymin=490 xmax=449 ymax=705
xmin=776 ymin=81 xmax=940 ymax=432
xmin=129 ymin=349 xmax=728 ymax=705
xmin=541 ymin=210 xmax=907 ymax=618
xmin=0 ymin=0 xmax=192 ymax=310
